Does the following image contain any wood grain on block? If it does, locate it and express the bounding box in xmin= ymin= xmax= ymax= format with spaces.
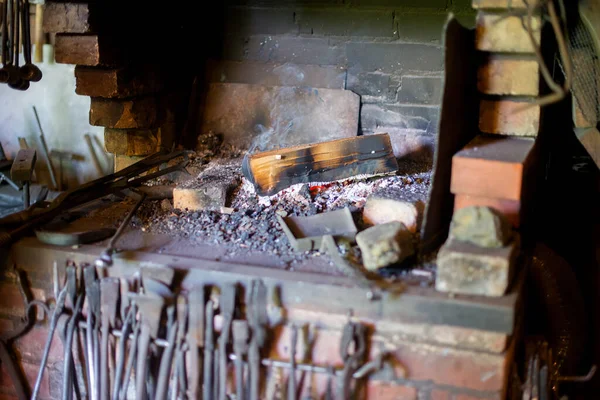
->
xmin=199 ymin=83 xmax=360 ymax=150
xmin=44 ymin=2 xmax=96 ymax=33
xmin=436 ymin=238 xmax=519 ymax=297
xmin=472 ymin=0 xmax=539 ymax=8
xmin=478 ymin=58 xmax=539 ymax=96
xmin=243 ymin=134 xmax=398 ymax=196
xmin=90 ymin=97 xmax=157 ymax=129
xmin=476 ymin=13 xmax=541 ymax=53
xmin=479 ymin=100 xmax=540 ymax=136
xmin=75 ymin=66 xmax=166 ymax=98
xmin=455 ymin=194 xmax=521 ymax=228
xmin=54 ymin=34 xmax=121 ymax=66
xmin=104 ymin=128 xmax=160 ymax=156
xmin=451 ymin=135 xmax=537 ymax=201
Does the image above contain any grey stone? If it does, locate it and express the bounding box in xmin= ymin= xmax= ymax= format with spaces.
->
xmin=225 ymin=7 xmax=298 ymax=36
xmin=395 ymin=76 xmax=443 ymax=105
xmin=435 ymin=238 xmax=518 ymax=297
xmin=360 ymin=103 xmax=440 ymax=135
xmin=296 ymin=9 xmax=396 ymax=37
xmin=346 ymin=42 xmax=443 ymax=73
xmin=449 ymin=206 xmax=512 ymax=248
xmin=356 ymin=221 xmax=414 ymax=271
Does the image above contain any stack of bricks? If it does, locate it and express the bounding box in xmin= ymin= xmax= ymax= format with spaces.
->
xmin=44 ymin=1 xmax=188 ymax=172
xmin=437 ymin=0 xmax=543 ymax=297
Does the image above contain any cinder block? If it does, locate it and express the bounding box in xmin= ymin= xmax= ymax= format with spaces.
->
xmin=54 ymin=34 xmax=123 ymax=66
xmin=478 ymin=57 xmax=539 ymax=96
xmin=90 ymin=96 xmax=158 ymax=129
xmin=479 ymin=99 xmax=540 ymax=137
xmin=475 ymin=13 xmax=541 ymax=53
xmin=436 ymin=238 xmax=519 ymax=297
xmin=44 ymin=2 xmax=96 ymax=33
xmin=455 ymin=194 xmax=521 ymax=228
xmin=451 ymin=134 xmax=537 ymax=200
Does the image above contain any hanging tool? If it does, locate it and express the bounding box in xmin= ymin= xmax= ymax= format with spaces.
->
xmin=19 ymin=0 xmax=41 ymax=82
xmin=61 ymin=265 xmax=84 ymax=400
xmin=130 ymin=279 xmax=172 ymax=400
xmin=203 ymin=299 xmax=215 ymax=400
xmin=186 ymin=286 xmax=204 ymax=400
xmin=155 ymin=305 xmax=178 ymax=400
xmin=232 ymin=320 xmax=249 ymax=400
xmin=118 ymin=306 xmax=141 ymax=400
xmin=83 ymin=264 xmax=101 ymax=400
xmin=32 ymin=284 xmax=69 ymax=400
xmin=33 ymin=106 xmax=58 ymax=190
xmin=247 ymin=280 xmax=268 ymax=400
xmin=288 ymin=325 xmax=298 ymax=400
xmin=100 ymin=278 xmax=120 ymax=400
xmin=172 ymin=294 xmax=188 ymax=400
xmin=112 ymin=300 xmax=135 ymax=400
xmin=218 ymin=283 xmax=237 ymax=400
xmin=95 ymin=192 xmax=147 ymax=268
xmin=337 ymin=321 xmax=367 ymax=400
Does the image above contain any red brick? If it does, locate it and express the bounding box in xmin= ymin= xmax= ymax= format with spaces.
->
xmin=455 ymin=393 xmax=501 ymax=400
xmin=472 ymin=0 xmax=540 ymax=8
xmin=43 ymin=2 xmax=96 ymax=33
xmin=0 ymin=361 xmax=51 ymax=399
xmin=54 ymin=34 xmax=122 ymax=66
xmin=451 ymin=135 xmax=537 ymax=201
xmin=477 ymin=58 xmax=539 ymax=96
xmin=75 ymin=66 xmax=166 ymax=98
xmin=475 ymin=13 xmax=541 ymax=53
xmin=366 ymin=381 xmax=418 ymax=400
xmin=13 ymin=324 xmax=64 ymax=365
xmin=0 ymin=283 xmax=47 ymax=320
xmin=430 ymin=389 xmax=451 ymax=400
xmin=479 ymin=100 xmax=540 ymax=137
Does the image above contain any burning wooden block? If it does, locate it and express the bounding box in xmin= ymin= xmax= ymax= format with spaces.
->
xmin=90 ymin=97 xmax=158 ymax=129
xmin=451 ymin=135 xmax=538 ymax=201
xmin=479 ymin=99 xmax=540 ymax=137
xmin=475 ymin=13 xmax=541 ymax=53
xmin=436 ymin=238 xmax=519 ymax=297
xmin=242 ymin=134 xmax=398 ymax=196
xmin=356 ymin=221 xmax=414 ymax=271
xmin=362 ymin=191 xmax=425 ymax=233
xmin=54 ymin=34 xmax=123 ymax=66
xmin=44 ymin=2 xmax=97 ymax=33
xmin=477 ymin=57 xmax=539 ymax=96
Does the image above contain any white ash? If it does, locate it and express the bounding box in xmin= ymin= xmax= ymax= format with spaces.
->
xmin=137 ymin=158 xmax=433 ymax=268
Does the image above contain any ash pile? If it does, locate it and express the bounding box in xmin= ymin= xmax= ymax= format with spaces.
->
xmin=138 ymin=132 xmax=435 ymax=282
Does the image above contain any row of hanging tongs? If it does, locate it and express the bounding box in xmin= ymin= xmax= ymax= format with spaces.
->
xmin=0 ymin=0 xmax=42 ymax=90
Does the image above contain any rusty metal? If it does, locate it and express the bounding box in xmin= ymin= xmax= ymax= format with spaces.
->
xmin=95 ymin=193 xmax=147 ymax=268
xmin=233 ymin=320 xmax=249 ymax=400
xmin=203 ymin=299 xmax=215 ymax=400
xmin=100 ymin=278 xmax=120 ymax=400
xmin=338 ymin=321 xmax=366 ymax=399
xmin=155 ymin=305 xmax=177 ymax=400
xmin=218 ymin=283 xmax=236 ymax=400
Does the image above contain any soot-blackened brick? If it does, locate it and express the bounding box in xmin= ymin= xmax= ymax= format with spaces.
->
xmin=297 ymin=9 xmax=396 ymax=37
xmin=225 ymin=7 xmax=298 ymax=35
xmin=396 ymin=75 xmax=443 ymax=105
xmin=346 ymin=42 xmax=443 ymax=73
xmin=361 ymin=103 xmax=440 ymax=134
xmin=395 ymin=12 xmax=448 ymax=43
xmin=347 ymin=72 xmax=395 ymax=101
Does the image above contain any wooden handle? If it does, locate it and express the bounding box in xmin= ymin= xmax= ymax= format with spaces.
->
xmin=34 ymin=3 xmax=43 ymax=63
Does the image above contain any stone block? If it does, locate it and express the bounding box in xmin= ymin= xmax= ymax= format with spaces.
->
xmin=44 ymin=2 xmax=97 ymax=33
xmin=104 ymin=128 xmax=160 ymax=156
xmin=346 ymin=42 xmax=444 ymax=73
xmin=114 ymin=155 xmax=144 ymax=172
xmin=451 ymin=135 xmax=537 ymax=200
xmin=363 ymin=192 xmax=425 ymax=233
xmin=454 ymin=194 xmax=521 ymax=228
xmin=478 ymin=57 xmax=539 ymax=96
xmin=395 ymin=75 xmax=443 ymax=105
xmin=296 ymin=9 xmax=396 ymax=37
xmin=479 ymin=99 xmax=540 ymax=137
xmin=475 ymin=13 xmax=541 ymax=53
xmin=173 ymin=186 xmax=228 ymax=212
xmin=356 ymin=221 xmax=414 ymax=270
xmin=436 ymin=238 xmax=519 ymax=297
xmin=90 ymin=96 xmax=158 ymax=129
xmin=449 ymin=206 xmax=512 ymax=248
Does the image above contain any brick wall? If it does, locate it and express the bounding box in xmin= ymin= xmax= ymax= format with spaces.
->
xmin=204 ymin=0 xmax=475 ymax=161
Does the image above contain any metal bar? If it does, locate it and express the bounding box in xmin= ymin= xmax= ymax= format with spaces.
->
xmin=33 ymin=106 xmax=58 ymax=190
